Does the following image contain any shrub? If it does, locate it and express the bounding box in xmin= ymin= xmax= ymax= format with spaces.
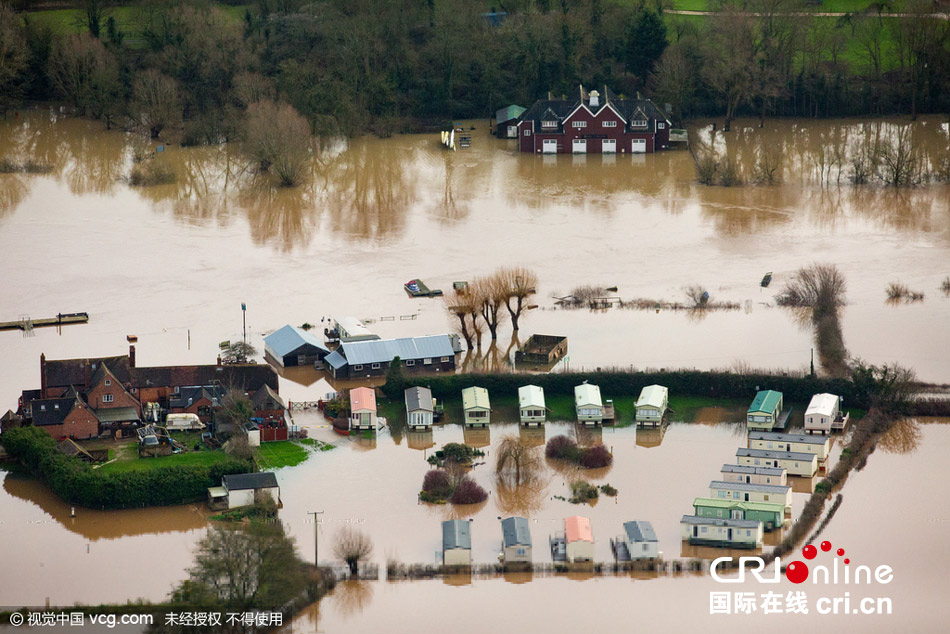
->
xmin=450 ymin=475 xmax=488 ymax=504
xmin=569 ymin=480 xmax=599 ymax=504
xmin=421 ymin=469 xmax=453 ymax=502
xmin=545 ymin=435 xmax=578 ymax=461
xmin=129 ymin=161 xmax=176 ymax=186
xmin=696 ymin=153 xmax=717 ymax=185
xmin=599 ymin=483 xmax=618 ymax=496
xmin=578 ymin=444 xmax=613 ymax=469
xmin=814 ymin=480 xmax=832 ymax=494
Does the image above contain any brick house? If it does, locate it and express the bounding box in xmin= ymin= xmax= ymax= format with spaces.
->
xmin=30 ymin=389 xmax=100 ymax=440
xmin=251 ymin=384 xmax=287 ymax=442
xmin=517 ymin=85 xmax=671 ymax=155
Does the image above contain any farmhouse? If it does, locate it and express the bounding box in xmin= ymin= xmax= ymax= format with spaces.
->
xmin=405 ymin=386 xmax=434 ymax=430
xmin=349 ymin=387 xmax=377 ymax=431
xmin=501 ymin=516 xmax=532 ymax=565
xmin=574 ymin=383 xmax=603 ymax=426
xmin=720 ymin=464 xmax=787 ymax=486
xmin=736 ymin=447 xmax=818 ymax=477
xmin=708 ymin=480 xmax=793 ymax=514
xmin=517 ymin=85 xmax=672 ymax=154
xmin=462 ymin=387 xmax=491 ymax=427
xmin=323 ymin=334 xmax=459 ymax=379
xmin=692 ymin=498 xmax=785 ymax=531
xmin=518 ymin=385 xmax=546 ymax=426
xmin=29 ymin=390 xmax=100 ymax=440
xmin=442 ymin=519 xmax=472 ymax=567
xmin=623 ymin=521 xmax=659 ymax=560
xmin=748 ymin=431 xmax=832 ymax=461
xmin=805 ymin=393 xmax=848 ymax=434
xmin=635 ymin=384 xmax=668 ymax=427
xmin=681 ymin=515 xmax=763 ymax=549
xmin=264 ymin=324 xmax=329 ymax=367
xmin=746 ymin=390 xmax=784 ymax=431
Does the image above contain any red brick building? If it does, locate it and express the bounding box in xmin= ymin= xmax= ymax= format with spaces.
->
xmin=517 ymin=85 xmax=672 ymax=155
xmin=30 ymin=389 xmax=100 ymax=440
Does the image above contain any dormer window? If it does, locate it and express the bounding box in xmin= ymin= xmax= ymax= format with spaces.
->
xmin=632 ymin=119 xmax=647 ymax=128
xmin=105 ymin=379 xmax=111 ymax=386
xmin=541 ymin=120 xmax=558 ymax=128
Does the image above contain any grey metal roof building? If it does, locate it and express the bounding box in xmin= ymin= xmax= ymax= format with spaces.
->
xmin=680 ymin=515 xmax=760 ymax=529
xmin=405 ymin=386 xmax=434 ymax=412
xmin=442 ymin=519 xmax=472 ymax=550
xmin=722 ymin=464 xmax=785 ymax=476
xmin=501 ymin=517 xmax=532 ymax=548
xmin=264 ymin=325 xmax=329 ymax=367
xmin=709 ymin=480 xmax=791 ymax=495
xmin=623 ymin=520 xmax=658 ymax=543
xmin=325 ymin=334 xmax=459 ymax=377
xmin=737 ymin=448 xmax=814 ymax=461
xmin=748 ymin=431 xmax=829 ymax=445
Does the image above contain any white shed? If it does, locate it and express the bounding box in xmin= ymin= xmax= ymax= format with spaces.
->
xmin=462 ymin=387 xmax=491 ymax=427
xmin=805 ymin=393 xmax=844 ymax=435
xmin=405 ymin=386 xmax=434 ymax=430
xmin=623 ymin=521 xmax=659 ymax=560
xmin=565 ymin=515 xmax=594 ymax=562
xmin=518 ymin=385 xmax=546 ymax=425
xmin=219 ymin=472 xmax=280 ymax=510
xmin=635 ymin=385 xmax=668 ymax=426
xmin=574 ymin=383 xmax=603 ymax=426
xmin=349 ymin=387 xmax=377 ymax=431
xmin=442 ymin=519 xmax=472 ymax=566
xmin=501 ymin=516 xmax=532 ymax=564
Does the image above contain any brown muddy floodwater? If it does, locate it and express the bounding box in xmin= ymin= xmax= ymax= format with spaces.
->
xmin=0 ymin=111 xmax=949 ymax=630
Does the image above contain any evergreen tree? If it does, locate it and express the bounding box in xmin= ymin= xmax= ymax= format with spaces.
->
xmin=625 ymin=9 xmax=668 ymax=83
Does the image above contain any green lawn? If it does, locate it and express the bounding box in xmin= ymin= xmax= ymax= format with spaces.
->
xmin=23 ymin=4 xmax=249 ymax=36
xmin=97 ymin=444 xmax=235 ymax=474
xmin=255 ymin=440 xmax=312 ymax=470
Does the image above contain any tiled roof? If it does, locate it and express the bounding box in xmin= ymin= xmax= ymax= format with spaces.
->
xmin=44 ymin=355 xmax=130 ymax=389
xmin=131 ymin=364 xmax=278 ymax=392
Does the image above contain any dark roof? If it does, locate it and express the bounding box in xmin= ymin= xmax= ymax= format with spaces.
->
xmin=131 ymin=364 xmax=278 ymax=393
xmin=442 ymin=519 xmax=472 ymax=550
xmin=95 ymin=407 xmax=141 ymax=424
xmin=31 ymin=392 xmax=93 ymax=427
xmin=518 ymin=85 xmax=669 ymax=131
xmin=501 ymin=516 xmax=532 ymax=548
xmin=404 ymin=386 xmax=433 ymax=412
xmin=223 ymin=472 xmax=279 ymax=491
xmin=170 ymin=385 xmax=225 ymax=409
xmin=623 ymin=520 xmax=658 ymax=543
xmin=251 ymin=384 xmax=285 ymax=410
xmin=44 ymin=355 xmax=131 ymax=389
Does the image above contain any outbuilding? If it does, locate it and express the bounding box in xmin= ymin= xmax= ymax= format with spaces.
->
xmin=264 ymin=325 xmax=329 ymax=367
xmin=501 ymin=516 xmax=533 ymax=565
xmin=635 ymin=385 xmax=668 ymax=427
xmin=405 ymin=386 xmax=434 ymax=430
xmin=218 ymin=472 xmax=280 ymax=510
xmin=495 ymin=104 xmax=527 ymax=138
xmin=681 ymin=515 xmax=763 ymax=549
xmin=462 ymin=387 xmax=491 ymax=427
xmin=565 ymin=515 xmax=594 ymax=563
xmin=518 ymin=385 xmax=546 ymax=426
xmin=574 ymin=383 xmax=603 ymax=426
xmin=623 ymin=521 xmax=659 ymax=560
xmin=442 ymin=519 xmax=472 ymax=566
xmin=349 ymin=387 xmax=377 ymax=431
xmin=747 ymin=390 xmax=783 ymax=431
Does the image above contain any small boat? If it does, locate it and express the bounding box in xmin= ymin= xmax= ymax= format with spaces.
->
xmin=404 ymin=279 xmax=443 ymax=297
xmin=761 ymin=272 xmax=773 ymax=288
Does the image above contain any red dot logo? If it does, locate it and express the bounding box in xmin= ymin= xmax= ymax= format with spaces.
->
xmin=820 ymin=541 xmax=832 ymax=552
xmin=785 ymin=561 xmax=809 ymax=584
xmin=844 ymin=558 xmax=850 ymax=565
xmin=837 ymin=548 xmax=845 ymax=557
xmin=802 ymin=545 xmax=817 ymax=560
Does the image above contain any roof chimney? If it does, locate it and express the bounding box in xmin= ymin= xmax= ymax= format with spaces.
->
xmin=129 ymin=344 xmax=136 ymax=369
xmin=40 ymin=353 xmax=47 ymax=396
xmin=589 ymin=90 xmax=599 ymax=108
xmin=84 ymin=359 xmax=91 ymax=389
xmin=217 ymin=355 xmax=222 ymax=366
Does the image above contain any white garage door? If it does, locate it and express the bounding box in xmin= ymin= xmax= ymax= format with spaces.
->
xmin=602 ymin=139 xmax=617 ymax=154
xmin=542 ymin=139 xmax=558 ymax=154
xmin=631 ymin=138 xmax=647 ymax=153
xmin=572 ymin=139 xmax=587 ymax=154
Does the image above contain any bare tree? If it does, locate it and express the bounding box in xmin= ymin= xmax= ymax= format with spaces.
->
xmin=444 ymin=288 xmax=481 ymax=350
xmin=131 ymin=69 xmax=181 ymax=139
xmin=47 ymin=32 xmax=120 ymax=119
xmin=0 ymin=3 xmax=28 ymax=115
xmin=498 ymin=266 xmax=537 ymax=331
xmin=334 ymin=526 xmax=373 ymax=576
xmin=232 ymin=71 xmax=275 ymax=107
xmin=651 ymin=44 xmax=694 ymax=125
xmin=876 ymin=125 xmax=922 ymax=187
xmin=470 ymin=275 xmax=508 ymax=341
xmin=244 ymin=100 xmax=312 ymax=187
xmin=776 ymin=263 xmax=847 ymax=312
xmin=703 ymin=7 xmax=757 ymax=132
xmin=495 ymin=435 xmax=542 ymax=486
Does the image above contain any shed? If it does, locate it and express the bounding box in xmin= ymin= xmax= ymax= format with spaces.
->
xmin=264 ymin=325 xmax=329 ymax=367
xmin=623 ymin=521 xmax=659 ymax=560
xmin=462 ymin=386 xmax=491 ymax=427
xmin=405 ymin=386 xmax=434 ymax=430
xmin=574 ymin=383 xmax=603 ymax=425
xmin=501 ymin=516 xmax=532 ymax=564
xmin=805 ymin=393 xmax=845 ymax=435
xmin=635 ymin=385 xmax=668 ymax=426
xmin=721 ymin=464 xmax=787 ymax=486
xmin=681 ymin=515 xmax=763 ymax=549
xmin=564 ymin=515 xmax=594 ymax=563
xmin=220 ymin=472 xmax=280 ymax=510
xmin=442 ymin=519 xmax=472 ymax=566
xmin=747 ymin=390 xmax=783 ymax=430
xmin=692 ymin=497 xmax=785 ymax=531
xmin=748 ymin=431 xmax=832 ymax=461
xmin=495 ymin=104 xmax=527 ymax=138
xmin=349 ymin=387 xmax=377 ymax=431
xmin=709 ymin=480 xmax=792 ymax=513
xmin=518 ymin=385 xmax=546 ymax=426
xmin=736 ymin=447 xmax=819 ymax=477
xmin=324 ymin=334 xmax=458 ymax=379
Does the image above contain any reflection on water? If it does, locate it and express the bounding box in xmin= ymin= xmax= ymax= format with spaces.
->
xmin=328 ymin=580 xmax=374 ymax=619
xmin=636 ymin=426 xmax=665 ymax=448
xmin=462 ymin=426 xmax=491 ymax=448
xmin=877 ymin=417 xmax=923 ymax=455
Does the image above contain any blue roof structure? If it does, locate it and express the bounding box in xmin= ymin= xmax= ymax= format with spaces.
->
xmin=442 ymin=519 xmax=471 ymax=550
xmin=336 ymin=335 xmax=456 ymax=366
xmin=264 ymin=325 xmax=328 ymax=358
xmin=501 ymin=517 xmax=532 ymax=548
xmin=623 ymin=521 xmax=657 ymax=543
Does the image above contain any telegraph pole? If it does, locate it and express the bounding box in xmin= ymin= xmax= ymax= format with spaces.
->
xmin=241 ymin=303 xmax=247 ymax=346
xmin=307 ymin=510 xmax=324 ymax=566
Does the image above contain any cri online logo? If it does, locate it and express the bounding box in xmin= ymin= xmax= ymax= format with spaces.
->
xmin=711 ymin=540 xmax=894 ymax=585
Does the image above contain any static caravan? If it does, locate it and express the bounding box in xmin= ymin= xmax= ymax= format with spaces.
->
xmin=623 ymin=521 xmax=659 ymax=560
xmin=692 ymin=498 xmax=785 ymax=531
xmin=405 ymin=386 xmax=434 ymax=430
xmin=518 ymin=385 xmax=546 ymax=426
xmin=721 ymin=464 xmax=787 ymax=486
xmin=747 ymin=390 xmax=783 ymax=431
xmin=574 ymin=383 xmax=603 ymax=426
xmin=349 ymin=387 xmax=377 ymax=431
xmin=635 ymin=385 xmax=668 ymax=427
xmin=165 ymin=413 xmax=203 ymax=431
xmin=709 ymin=480 xmax=793 ymax=514
xmin=737 ymin=447 xmax=818 ymax=477
xmin=681 ymin=515 xmax=763 ymax=549
xmin=333 ymin=316 xmax=380 ymax=342
xmin=501 ymin=516 xmax=532 ymax=565
xmin=565 ymin=515 xmax=594 ymax=563
xmin=805 ymin=393 xmax=848 ymax=435
xmin=748 ymin=431 xmax=831 ymax=461
xmin=462 ymin=387 xmax=491 ymax=426
xmin=442 ymin=519 xmax=472 ymax=566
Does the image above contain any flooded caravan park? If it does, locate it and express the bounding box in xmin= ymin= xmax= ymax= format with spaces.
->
xmin=0 ymin=111 xmax=949 ymax=629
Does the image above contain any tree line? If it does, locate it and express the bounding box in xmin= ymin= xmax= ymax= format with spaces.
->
xmin=0 ymin=0 xmax=947 ymax=146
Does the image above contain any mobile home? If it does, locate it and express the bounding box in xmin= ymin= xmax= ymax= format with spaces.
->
xmin=681 ymin=515 xmax=763 ymax=549
xmin=442 ymin=519 xmax=472 ymax=566
xmin=574 ymin=383 xmax=603 ymax=426
xmin=623 ymin=521 xmax=659 ymax=560
xmin=720 ymin=464 xmax=787 ymax=486
xmin=634 ymin=385 xmax=668 ymax=426
xmin=737 ymin=447 xmax=818 ymax=477
xmin=748 ymin=431 xmax=832 ymax=461
xmin=462 ymin=387 xmax=491 ymax=427
xmin=746 ymin=390 xmax=783 ymax=431
xmin=501 ymin=516 xmax=533 ymax=565
xmin=692 ymin=498 xmax=786 ymax=531
xmin=349 ymin=387 xmax=377 ymax=431
xmin=518 ymin=385 xmax=546 ymax=426
xmin=565 ymin=515 xmax=594 ymax=563
xmin=805 ymin=393 xmax=848 ymax=434
xmin=405 ymin=386 xmax=434 ymax=430
xmin=709 ymin=480 xmax=793 ymax=514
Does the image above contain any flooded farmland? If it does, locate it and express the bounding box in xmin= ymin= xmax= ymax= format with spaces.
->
xmin=0 ymin=110 xmax=949 ymax=630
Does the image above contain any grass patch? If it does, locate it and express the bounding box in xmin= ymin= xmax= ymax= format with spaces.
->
xmin=256 ymin=441 xmax=311 ymax=470
xmin=298 ymin=438 xmax=335 ymax=451
xmin=97 ymin=447 xmax=236 ymax=474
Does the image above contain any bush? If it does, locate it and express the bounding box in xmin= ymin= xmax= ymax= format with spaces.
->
xmin=421 ymin=469 xmax=453 ymax=501
xmin=569 ymin=480 xmax=599 ymax=504
xmin=129 ymin=161 xmax=176 ymax=186
xmin=545 ymin=435 xmax=578 ymax=461
xmin=599 ymin=483 xmax=618 ymax=496
xmin=450 ymin=475 xmax=488 ymax=505
xmin=578 ymin=445 xmax=613 ymax=469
